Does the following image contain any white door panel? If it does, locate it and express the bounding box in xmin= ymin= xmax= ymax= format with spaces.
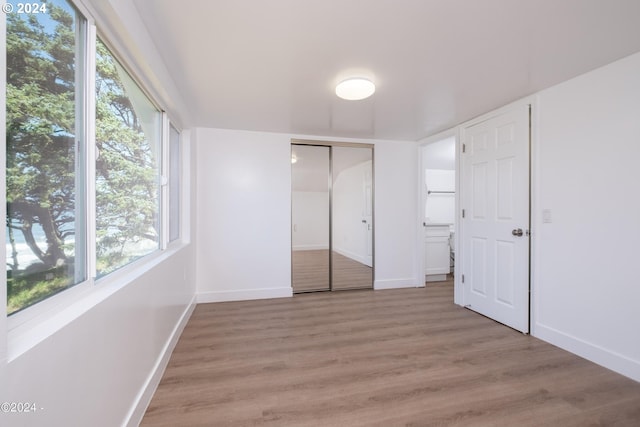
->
xmin=461 ymin=105 xmax=530 ymax=333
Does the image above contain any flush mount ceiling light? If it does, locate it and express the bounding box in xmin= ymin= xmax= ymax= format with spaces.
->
xmin=335 ymin=77 xmax=376 ymax=101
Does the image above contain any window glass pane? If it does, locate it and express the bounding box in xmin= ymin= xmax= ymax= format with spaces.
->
xmin=95 ymin=39 xmax=162 ymax=276
xmin=169 ymin=125 xmax=180 ymax=242
xmin=6 ymin=0 xmax=86 ymax=315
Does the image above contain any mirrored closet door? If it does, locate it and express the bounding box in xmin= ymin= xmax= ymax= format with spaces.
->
xmin=291 ymin=142 xmax=374 ymax=293
xmin=291 ymin=145 xmax=331 ymax=292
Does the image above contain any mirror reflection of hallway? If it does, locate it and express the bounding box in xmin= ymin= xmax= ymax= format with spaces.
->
xmin=291 ymin=142 xmax=373 ymax=293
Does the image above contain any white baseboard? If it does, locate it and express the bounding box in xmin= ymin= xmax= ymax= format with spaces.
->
xmin=292 ymin=244 xmax=329 ymax=251
xmin=534 ymin=322 xmax=640 ymax=383
xmin=125 ymin=295 xmax=197 ymax=427
xmin=197 ymin=287 xmax=293 ymax=303
xmin=374 ymin=278 xmax=422 ymax=290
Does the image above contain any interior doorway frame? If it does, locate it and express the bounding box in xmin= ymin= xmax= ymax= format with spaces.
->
xmin=456 ymin=101 xmax=538 ymax=335
xmin=417 ymin=129 xmax=462 ymax=305
xmin=291 ymin=138 xmax=375 ymax=292
xmin=419 ymin=97 xmax=536 ymax=328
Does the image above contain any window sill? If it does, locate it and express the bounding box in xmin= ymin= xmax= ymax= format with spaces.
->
xmin=7 ymin=242 xmax=191 ymax=362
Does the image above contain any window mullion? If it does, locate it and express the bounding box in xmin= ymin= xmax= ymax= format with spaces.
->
xmin=86 ymin=22 xmax=98 ymax=282
xmin=74 ymin=10 xmax=87 ymax=285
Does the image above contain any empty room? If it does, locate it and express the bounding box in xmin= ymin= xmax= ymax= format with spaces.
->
xmin=2 ymin=0 xmax=640 ymax=426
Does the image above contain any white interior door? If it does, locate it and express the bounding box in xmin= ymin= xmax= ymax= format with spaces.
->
xmin=461 ymin=104 xmax=530 ymax=333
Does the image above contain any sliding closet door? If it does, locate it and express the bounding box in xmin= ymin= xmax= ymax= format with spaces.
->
xmin=331 ymin=146 xmax=373 ymax=290
xmin=291 ymin=145 xmax=331 ymax=292
xmin=292 ymin=142 xmax=374 ymax=292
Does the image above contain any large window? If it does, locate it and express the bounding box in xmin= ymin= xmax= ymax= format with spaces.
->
xmin=95 ymin=39 xmax=162 ymax=276
xmin=5 ymin=1 xmax=182 ymax=317
xmin=6 ymin=0 xmax=86 ymax=315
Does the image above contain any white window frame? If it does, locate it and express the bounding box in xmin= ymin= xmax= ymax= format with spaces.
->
xmin=1 ymin=8 xmax=9 ymax=367
xmin=3 ymin=0 xmax=189 ymax=359
xmin=161 ymin=112 xmax=170 ymax=250
xmin=94 ymin=34 xmax=165 ymax=273
xmin=167 ymin=122 xmax=183 ymax=246
xmin=6 ymin=0 xmax=97 ymax=332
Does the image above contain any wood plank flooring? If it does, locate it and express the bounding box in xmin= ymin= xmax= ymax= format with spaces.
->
xmin=292 ymin=250 xmax=372 ymax=292
xmin=331 ymin=251 xmax=372 ymax=291
xmin=141 ymin=280 xmax=640 ymax=426
xmin=292 ymin=250 xmax=330 ymax=292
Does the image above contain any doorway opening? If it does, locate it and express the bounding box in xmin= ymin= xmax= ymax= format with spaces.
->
xmin=291 ymin=140 xmax=374 ymax=293
xmin=420 ymin=134 xmax=457 ymax=288
xmin=420 ymin=104 xmax=532 ymax=334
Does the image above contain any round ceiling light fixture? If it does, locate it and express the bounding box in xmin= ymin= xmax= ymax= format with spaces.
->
xmin=335 ymin=77 xmax=376 ymax=101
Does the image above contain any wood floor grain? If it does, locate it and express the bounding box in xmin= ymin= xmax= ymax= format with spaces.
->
xmin=292 ymin=250 xmax=330 ymax=292
xmin=141 ymin=280 xmax=640 ymax=426
xmin=292 ymin=250 xmax=372 ymax=292
xmin=331 ymin=251 xmax=372 ymax=290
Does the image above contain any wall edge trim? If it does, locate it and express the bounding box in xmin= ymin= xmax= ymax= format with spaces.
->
xmin=534 ymin=322 xmax=640 ymax=382
xmin=197 ymin=287 xmax=293 ymax=303
xmin=124 ymin=295 xmax=197 ymax=426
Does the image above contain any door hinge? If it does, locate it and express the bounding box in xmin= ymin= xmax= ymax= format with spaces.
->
xmin=462 ymin=274 xmax=465 ymax=283
xmin=462 ymin=209 xmax=465 ymax=218
xmin=462 ymin=143 xmax=466 ymax=153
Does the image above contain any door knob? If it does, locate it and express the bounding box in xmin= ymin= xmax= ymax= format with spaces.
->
xmin=512 ymin=228 xmax=524 ymax=237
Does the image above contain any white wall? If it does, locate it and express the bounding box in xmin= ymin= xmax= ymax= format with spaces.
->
xmin=532 ymin=52 xmax=640 ymax=381
xmin=2 ymin=249 xmax=196 ymax=427
xmin=292 ymin=191 xmax=329 ymax=250
xmin=195 ymin=129 xmax=420 ymax=300
xmin=195 ymin=129 xmax=293 ymax=302
xmin=372 ymin=141 xmax=420 ymax=289
xmin=421 ymin=136 xmax=456 ymax=170
xmin=424 ymin=169 xmax=455 ymax=225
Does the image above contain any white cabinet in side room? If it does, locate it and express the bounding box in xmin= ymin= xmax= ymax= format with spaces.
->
xmin=425 ymin=224 xmax=450 ymax=282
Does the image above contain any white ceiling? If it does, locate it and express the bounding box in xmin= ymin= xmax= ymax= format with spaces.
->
xmin=134 ymin=0 xmax=640 ymax=141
